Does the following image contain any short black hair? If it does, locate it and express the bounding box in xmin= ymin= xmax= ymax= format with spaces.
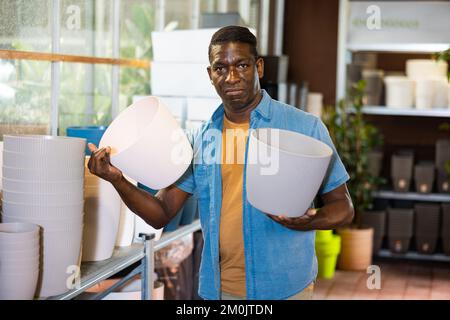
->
xmin=208 ymin=26 xmax=258 ymax=61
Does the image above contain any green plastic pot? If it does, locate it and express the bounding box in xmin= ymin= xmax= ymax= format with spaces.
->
xmin=316 ymin=230 xmax=333 ymax=243
xmin=316 ymin=235 xmax=341 ymax=279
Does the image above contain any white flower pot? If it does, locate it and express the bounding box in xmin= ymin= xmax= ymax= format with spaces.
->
xmin=99 ymin=96 xmax=193 ymax=190
xmin=246 ymin=128 xmax=332 ymax=217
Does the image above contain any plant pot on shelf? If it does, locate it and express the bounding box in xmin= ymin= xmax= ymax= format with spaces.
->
xmin=442 ymin=203 xmax=450 ymax=256
xmin=414 ymin=203 xmax=440 ymax=254
xmin=435 ymin=140 xmax=450 ymax=194
xmin=387 ymin=208 xmax=414 ymax=254
xmin=391 ymin=151 xmax=414 ymax=193
xmin=436 ymin=171 xmax=450 ymax=194
xmin=360 ymin=210 xmax=386 ymax=255
xmin=315 ymin=234 xmax=341 ymax=279
xmin=362 ymin=70 xmax=384 ymax=106
xmin=337 ymin=227 xmax=373 ymax=271
xmin=414 ymin=162 xmax=435 ymax=194
xmin=368 ymin=150 xmax=384 ymax=178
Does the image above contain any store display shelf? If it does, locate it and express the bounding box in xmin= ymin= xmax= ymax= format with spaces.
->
xmin=373 ymin=190 xmax=450 ymax=203
xmin=348 ymin=106 xmax=450 ymax=118
xmin=47 ymin=243 xmax=145 ymax=300
xmin=346 ymin=43 xmax=450 ymax=54
xmin=376 ymin=249 xmax=450 ymax=263
xmin=46 ymin=219 xmax=202 ymax=300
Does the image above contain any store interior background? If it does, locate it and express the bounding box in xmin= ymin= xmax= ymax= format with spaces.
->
xmin=0 ymin=0 xmax=449 ymax=300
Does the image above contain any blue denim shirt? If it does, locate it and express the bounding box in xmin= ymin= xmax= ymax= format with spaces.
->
xmin=175 ymin=90 xmax=349 ymax=300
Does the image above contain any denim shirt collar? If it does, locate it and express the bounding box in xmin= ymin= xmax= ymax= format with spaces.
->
xmin=209 ymin=89 xmax=272 ymax=128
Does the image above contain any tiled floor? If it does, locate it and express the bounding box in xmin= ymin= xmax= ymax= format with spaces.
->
xmin=313 ymin=260 xmax=450 ymax=300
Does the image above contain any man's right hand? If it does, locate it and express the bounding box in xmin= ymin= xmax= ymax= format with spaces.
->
xmin=87 ymin=143 xmax=123 ymax=185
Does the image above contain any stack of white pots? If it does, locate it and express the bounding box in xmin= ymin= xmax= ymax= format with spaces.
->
xmin=384 ymin=59 xmax=449 ymax=109
xmin=1 ymin=135 xmax=85 ymax=297
xmin=0 ymin=222 xmax=40 ymax=300
xmin=82 ymin=156 xmax=121 ymax=261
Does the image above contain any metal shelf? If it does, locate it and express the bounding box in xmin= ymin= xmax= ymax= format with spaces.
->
xmin=47 ymin=243 xmax=145 ymax=300
xmin=346 ymin=43 xmax=450 ymax=54
xmin=46 ymin=219 xmax=202 ymax=300
xmin=376 ymin=249 xmax=450 ymax=263
xmin=356 ymin=106 xmax=450 ymax=118
xmin=373 ymin=190 xmax=450 ymax=203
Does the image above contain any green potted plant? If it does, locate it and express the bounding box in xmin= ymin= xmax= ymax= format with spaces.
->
xmin=322 ymin=80 xmax=385 ymax=270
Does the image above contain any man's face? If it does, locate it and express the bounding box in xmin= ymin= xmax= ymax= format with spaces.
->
xmin=207 ymin=42 xmax=264 ymax=111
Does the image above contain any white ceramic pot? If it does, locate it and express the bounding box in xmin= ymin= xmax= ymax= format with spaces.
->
xmin=415 ymin=79 xmax=436 ymax=109
xmin=82 ymin=179 xmax=121 ymax=262
xmin=2 ymin=189 xmax=84 ymax=206
xmin=2 ymin=177 xmax=84 ymax=194
xmin=99 ymin=96 xmax=193 ymax=190
xmin=2 ymin=135 xmax=86 ymax=158
xmin=246 ymin=128 xmax=333 ymax=217
xmin=0 ymin=270 xmax=39 ymax=300
xmin=2 ymin=149 xmax=85 ymax=169
xmin=0 ymin=222 xmax=40 ymax=242
xmin=115 ymin=201 xmax=136 ymax=247
xmin=1 ymin=214 xmax=84 ymax=231
xmin=406 ymin=59 xmax=448 ymax=80
xmin=2 ymin=201 xmax=84 ymax=219
xmin=384 ymin=76 xmax=415 ymax=108
xmin=306 ymin=93 xmax=323 ymax=118
xmin=0 ymin=237 xmax=39 ymax=250
xmin=433 ymin=77 xmax=449 ymax=108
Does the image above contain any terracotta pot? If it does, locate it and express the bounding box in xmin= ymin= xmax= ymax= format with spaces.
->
xmin=337 ymin=228 xmax=373 ymax=271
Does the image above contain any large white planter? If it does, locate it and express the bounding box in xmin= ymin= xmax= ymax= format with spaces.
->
xmin=151 ymin=62 xmax=218 ymax=98
xmin=406 ymin=59 xmax=448 ymax=80
xmin=246 ymin=128 xmax=332 ymax=217
xmin=384 ymin=76 xmax=415 ymax=108
xmin=99 ymin=97 xmax=193 ymax=190
xmin=152 ymin=28 xmax=219 ymax=63
xmin=82 ymin=171 xmax=121 ymax=262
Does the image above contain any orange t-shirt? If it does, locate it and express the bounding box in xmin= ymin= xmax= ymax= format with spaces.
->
xmin=219 ymin=116 xmax=250 ymax=297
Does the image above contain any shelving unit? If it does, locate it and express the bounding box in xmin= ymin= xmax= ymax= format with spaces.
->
xmin=46 ymin=219 xmax=201 ymax=300
xmin=337 ymin=0 xmax=450 ymax=263
xmin=373 ymin=190 xmax=450 ymax=203
xmin=350 ymin=106 xmax=450 ymax=118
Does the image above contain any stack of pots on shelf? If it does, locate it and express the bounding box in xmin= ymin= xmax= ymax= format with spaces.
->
xmin=83 ymin=156 xmax=122 ymax=261
xmin=387 ymin=207 xmax=414 ymax=254
xmin=315 ymin=230 xmax=341 ymax=279
xmin=414 ymin=203 xmax=440 ymax=254
xmin=442 ymin=203 xmax=450 ymax=255
xmin=1 ymin=135 xmax=85 ymax=297
xmin=384 ymin=59 xmax=449 ymax=109
xmin=414 ymin=162 xmax=435 ymax=194
xmin=406 ymin=59 xmax=449 ymax=110
xmin=391 ymin=150 xmax=414 ymax=192
xmin=435 ymin=139 xmax=450 ymax=194
xmin=0 ymin=223 xmax=40 ymax=300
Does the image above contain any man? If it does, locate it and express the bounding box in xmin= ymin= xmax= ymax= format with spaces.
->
xmin=88 ymin=26 xmax=353 ymax=300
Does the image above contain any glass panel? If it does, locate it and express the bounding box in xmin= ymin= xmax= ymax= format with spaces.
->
xmin=0 ymin=59 xmax=51 ymax=139
xmin=59 ymin=0 xmax=113 ymax=57
xmin=0 ymin=0 xmax=52 ymax=52
xmin=59 ymin=62 xmax=112 ymax=135
xmin=120 ymin=0 xmax=154 ymax=110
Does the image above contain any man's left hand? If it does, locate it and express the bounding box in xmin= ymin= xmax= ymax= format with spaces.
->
xmin=267 ymin=208 xmax=317 ymax=231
